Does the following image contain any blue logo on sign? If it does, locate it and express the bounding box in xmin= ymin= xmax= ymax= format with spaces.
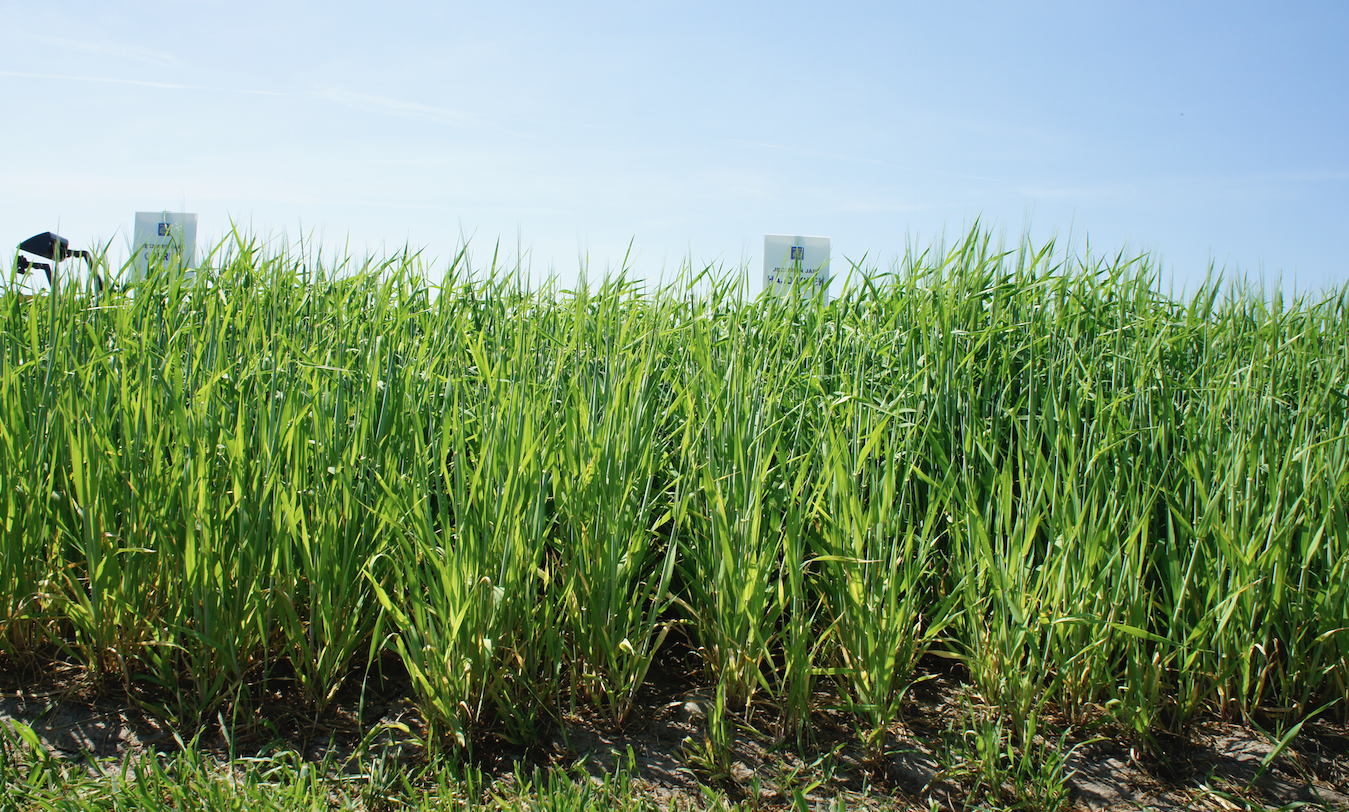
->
xmin=790 ymin=246 xmax=804 ymax=260
xmin=158 ymin=223 xmax=171 ymax=236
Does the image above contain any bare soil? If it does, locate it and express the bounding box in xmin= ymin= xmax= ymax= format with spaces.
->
xmin=2 ymin=651 xmax=1346 ymax=811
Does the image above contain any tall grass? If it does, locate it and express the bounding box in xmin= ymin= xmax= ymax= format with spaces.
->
xmin=1 ymin=227 xmax=1345 ymax=752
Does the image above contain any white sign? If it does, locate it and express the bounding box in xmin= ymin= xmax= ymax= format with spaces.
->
xmin=132 ymin=211 xmax=197 ymax=282
xmin=764 ymin=234 xmax=830 ymax=300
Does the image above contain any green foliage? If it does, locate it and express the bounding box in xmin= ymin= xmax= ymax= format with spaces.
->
xmin=933 ymin=702 xmax=1080 ymax=812
xmin=1 ymin=225 xmax=1346 ymax=756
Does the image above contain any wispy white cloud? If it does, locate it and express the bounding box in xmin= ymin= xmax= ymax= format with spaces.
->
xmin=0 ymin=70 xmax=190 ymax=89
xmin=1018 ymin=169 xmax=1349 ymax=203
xmin=727 ymin=137 xmax=1001 ymax=183
xmin=1266 ymin=170 xmax=1349 ymax=183
xmin=1017 ymin=183 xmax=1139 ymax=201
xmin=837 ymin=200 xmax=941 ymax=214
xmin=0 ymin=70 xmax=283 ymax=96
xmin=31 ymin=35 xmax=180 ymax=67
xmin=728 ymin=138 xmax=791 ymax=151
xmin=316 ymin=87 xmax=481 ymax=128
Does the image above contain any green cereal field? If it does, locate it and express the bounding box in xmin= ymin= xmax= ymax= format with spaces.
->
xmin=2 ymin=228 xmax=1347 ymax=810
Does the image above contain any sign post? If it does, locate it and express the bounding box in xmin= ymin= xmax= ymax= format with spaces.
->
xmin=131 ymin=211 xmax=197 ymax=283
xmin=763 ymin=234 xmax=830 ymax=301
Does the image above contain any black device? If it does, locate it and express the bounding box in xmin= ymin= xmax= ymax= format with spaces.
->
xmin=13 ymin=231 xmax=103 ymax=292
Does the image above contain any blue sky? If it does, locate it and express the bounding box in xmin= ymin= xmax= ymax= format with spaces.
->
xmin=2 ymin=1 xmax=1346 ymax=294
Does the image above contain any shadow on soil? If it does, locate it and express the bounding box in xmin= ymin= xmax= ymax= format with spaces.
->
xmin=2 ymin=644 xmax=1346 ymax=811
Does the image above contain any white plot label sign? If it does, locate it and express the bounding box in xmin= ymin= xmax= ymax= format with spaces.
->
xmin=132 ymin=211 xmax=197 ymax=281
xmin=764 ymin=234 xmax=830 ymax=300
